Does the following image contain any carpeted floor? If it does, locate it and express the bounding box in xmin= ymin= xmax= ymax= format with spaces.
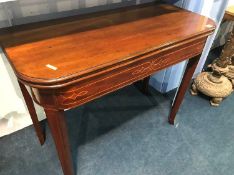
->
xmin=0 ymin=84 xmax=234 ymax=175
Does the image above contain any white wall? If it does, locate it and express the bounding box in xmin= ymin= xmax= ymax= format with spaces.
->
xmin=0 ymin=48 xmax=45 ymax=136
xmin=0 ymin=50 xmax=25 ymax=119
xmin=229 ymin=0 xmax=234 ymax=5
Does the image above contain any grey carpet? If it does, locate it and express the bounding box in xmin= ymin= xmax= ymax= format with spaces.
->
xmin=0 ymin=85 xmax=234 ymax=175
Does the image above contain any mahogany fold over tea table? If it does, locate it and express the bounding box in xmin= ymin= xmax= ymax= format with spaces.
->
xmin=0 ymin=3 xmax=215 ymax=175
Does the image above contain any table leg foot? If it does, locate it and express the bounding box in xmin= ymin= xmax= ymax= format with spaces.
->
xmin=18 ymin=81 xmax=45 ymax=145
xmin=168 ymin=55 xmax=200 ymax=125
xmin=45 ymin=109 xmax=74 ymax=175
xmin=141 ymin=76 xmax=150 ymax=95
xmin=135 ymin=76 xmax=151 ymax=95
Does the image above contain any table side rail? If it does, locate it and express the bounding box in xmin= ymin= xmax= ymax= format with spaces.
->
xmin=31 ymin=37 xmax=207 ymax=110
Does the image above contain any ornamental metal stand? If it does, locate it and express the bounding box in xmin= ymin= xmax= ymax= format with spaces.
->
xmin=190 ymin=28 xmax=234 ymax=106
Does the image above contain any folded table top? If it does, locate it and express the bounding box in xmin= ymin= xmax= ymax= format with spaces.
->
xmin=0 ymin=2 xmax=215 ymax=87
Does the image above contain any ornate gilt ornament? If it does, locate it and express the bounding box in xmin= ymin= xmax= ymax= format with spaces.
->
xmin=217 ymin=31 xmax=234 ymax=66
xmin=210 ymin=29 xmax=234 ymax=74
xmin=210 ymin=61 xmax=229 ymax=74
xmin=191 ymin=71 xmax=233 ymax=106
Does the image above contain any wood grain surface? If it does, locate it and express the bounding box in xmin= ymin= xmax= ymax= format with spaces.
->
xmin=0 ymin=2 xmax=215 ymax=87
xmin=0 ymin=3 xmax=216 ymax=175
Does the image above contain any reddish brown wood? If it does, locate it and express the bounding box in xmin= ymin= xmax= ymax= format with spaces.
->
xmin=0 ymin=3 xmax=215 ymax=88
xmin=45 ymin=109 xmax=74 ymax=175
xmin=0 ymin=3 xmax=216 ymax=175
xmin=18 ymin=81 xmax=45 ymax=145
xmin=168 ymin=55 xmax=201 ymax=125
xmin=31 ymin=38 xmax=207 ymax=110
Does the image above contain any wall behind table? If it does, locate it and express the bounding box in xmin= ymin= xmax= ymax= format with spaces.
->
xmin=0 ymin=0 xmax=156 ymax=27
xmin=0 ymin=0 xmax=155 ymax=136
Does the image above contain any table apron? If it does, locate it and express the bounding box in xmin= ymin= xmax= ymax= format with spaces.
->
xmin=31 ymin=39 xmax=206 ymax=110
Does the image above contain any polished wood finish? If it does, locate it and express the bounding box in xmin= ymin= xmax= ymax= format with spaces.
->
xmin=1 ymin=3 xmax=215 ymax=175
xmin=225 ymin=6 xmax=234 ymax=21
xmin=31 ymin=36 xmax=207 ymax=110
xmin=0 ymin=3 xmax=214 ymax=88
xmin=168 ymin=55 xmax=200 ymax=125
xmin=45 ymin=109 xmax=74 ymax=175
xmin=18 ymin=81 xmax=45 ymax=145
